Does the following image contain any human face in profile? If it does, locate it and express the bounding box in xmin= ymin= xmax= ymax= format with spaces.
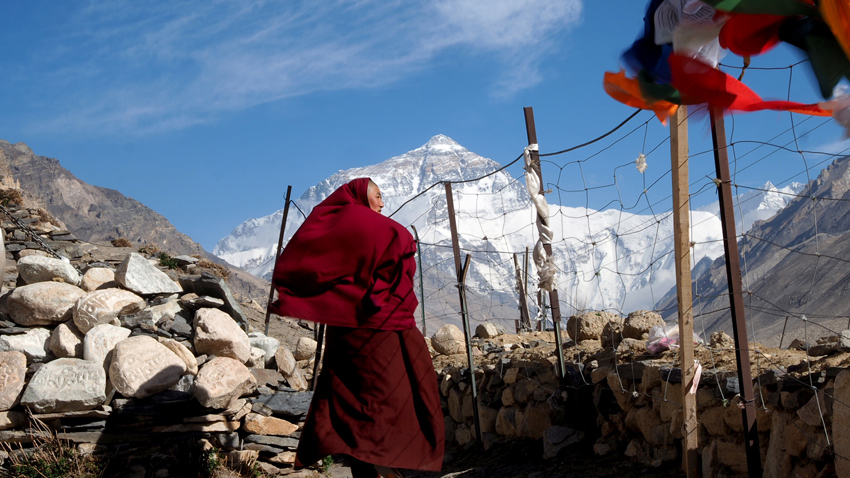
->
xmin=367 ymin=183 xmax=384 ymax=214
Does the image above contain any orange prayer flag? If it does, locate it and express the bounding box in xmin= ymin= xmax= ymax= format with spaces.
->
xmin=603 ymin=70 xmax=679 ymax=125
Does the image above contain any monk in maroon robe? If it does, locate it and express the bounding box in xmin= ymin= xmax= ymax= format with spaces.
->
xmin=270 ymin=178 xmax=444 ymax=478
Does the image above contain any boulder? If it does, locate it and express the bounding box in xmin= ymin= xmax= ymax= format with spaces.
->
xmin=194 ymin=308 xmax=251 ymax=363
xmin=246 ymin=347 xmax=266 ymax=368
xmin=109 ymin=336 xmax=187 ymax=398
xmin=431 ymin=324 xmax=466 ymax=356
xmin=115 ymin=253 xmax=182 ymax=295
xmin=16 ymin=255 xmax=81 ymax=286
xmin=249 ymin=332 xmax=280 ymax=367
xmin=73 ymin=288 xmax=146 ymax=333
xmin=0 ymin=328 xmax=51 ymax=362
xmin=0 ymin=351 xmax=26 ymax=411
xmin=294 ymin=337 xmax=318 ymax=361
xmin=275 ymin=345 xmax=297 ymax=376
xmin=149 ymin=299 xmax=183 ymax=325
xmin=6 ymin=282 xmax=86 ymax=326
xmin=158 ymin=338 xmax=199 ymax=375
xmin=20 ymin=358 xmax=106 ymax=413
xmin=194 ymin=357 xmax=257 ymax=409
xmin=566 ymin=311 xmax=620 ymax=342
xmin=80 ymin=267 xmax=118 ymax=292
xmin=243 ymin=413 xmax=299 ymax=436
xmin=178 ymin=272 xmax=247 ymax=328
xmin=601 ymin=315 xmax=626 ymax=348
xmin=475 ymin=323 xmax=505 ymax=339
xmin=543 ymin=425 xmax=585 ymax=459
xmin=623 ymin=310 xmax=665 ymax=340
xmin=49 ymin=321 xmax=85 ymax=358
xmin=0 ymin=411 xmax=26 ymax=430
xmin=83 ymin=324 xmax=132 ymax=370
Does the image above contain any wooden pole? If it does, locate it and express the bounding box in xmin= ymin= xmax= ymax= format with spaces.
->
xmin=445 ymin=182 xmax=482 ymax=445
xmin=411 ymin=225 xmax=427 ymax=336
xmin=514 ymin=253 xmax=531 ymax=331
xmin=670 ymin=106 xmax=698 ymax=477
xmin=265 ymin=185 xmax=293 ymax=336
xmin=523 ymin=107 xmax=566 ymax=377
xmin=710 ymin=106 xmax=762 ymax=476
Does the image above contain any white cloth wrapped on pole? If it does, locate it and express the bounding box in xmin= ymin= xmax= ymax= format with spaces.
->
xmin=523 ymin=144 xmax=557 ymax=292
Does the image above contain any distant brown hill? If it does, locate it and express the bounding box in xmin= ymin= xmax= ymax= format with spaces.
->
xmin=0 ymin=139 xmax=269 ymax=310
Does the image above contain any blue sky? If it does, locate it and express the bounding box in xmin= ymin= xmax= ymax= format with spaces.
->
xmin=2 ymin=1 xmax=848 ymax=251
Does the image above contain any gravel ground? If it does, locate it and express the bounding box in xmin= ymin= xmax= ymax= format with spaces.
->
xmin=318 ymin=440 xmax=685 ymax=478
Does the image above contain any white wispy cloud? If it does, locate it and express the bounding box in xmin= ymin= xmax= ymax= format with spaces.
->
xmin=18 ymin=0 xmax=582 ymax=135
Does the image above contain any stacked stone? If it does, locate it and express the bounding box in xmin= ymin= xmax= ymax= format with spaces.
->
xmin=431 ymin=318 xmax=849 ymax=478
xmin=0 ymin=228 xmax=321 ymax=476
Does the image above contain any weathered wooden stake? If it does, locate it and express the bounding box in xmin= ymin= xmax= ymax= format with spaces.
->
xmin=524 ymin=107 xmax=566 ymax=377
xmin=265 ymin=185 xmax=292 ymax=336
xmin=514 ymin=253 xmax=531 ymax=331
xmin=445 ymin=182 xmax=482 ymax=445
xmin=411 ymin=225 xmax=427 ymax=336
xmin=710 ymin=106 xmax=762 ymax=476
xmin=670 ymin=106 xmax=698 ymax=477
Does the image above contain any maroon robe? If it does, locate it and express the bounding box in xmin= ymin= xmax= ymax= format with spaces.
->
xmin=270 ymin=178 xmax=444 ymax=472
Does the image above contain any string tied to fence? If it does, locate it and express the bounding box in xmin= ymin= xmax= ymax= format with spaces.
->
xmin=523 ymin=143 xmax=557 ymax=292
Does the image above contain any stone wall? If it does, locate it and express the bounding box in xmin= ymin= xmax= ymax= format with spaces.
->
xmin=0 ymin=203 xmax=321 ymax=477
xmin=432 ymin=320 xmax=847 ymax=478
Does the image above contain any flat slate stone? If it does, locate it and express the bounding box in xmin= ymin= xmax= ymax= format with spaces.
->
xmin=20 ymin=358 xmax=106 ymax=413
xmin=251 ymin=392 xmax=313 ymax=420
xmin=243 ymin=434 xmax=299 ymax=449
xmin=179 ymin=272 xmax=247 ymax=328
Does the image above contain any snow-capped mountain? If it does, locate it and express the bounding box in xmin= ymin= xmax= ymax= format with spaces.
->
xmin=214 ymin=135 xmax=801 ymax=330
xmin=696 ymin=181 xmax=804 ymax=232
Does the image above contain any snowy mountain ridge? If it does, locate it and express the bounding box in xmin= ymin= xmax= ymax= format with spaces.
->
xmin=214 ymin=135 xmax=801 ymax=328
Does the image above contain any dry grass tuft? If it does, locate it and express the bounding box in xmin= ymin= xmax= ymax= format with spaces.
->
xmin=36 ymin=208 xmax=62 ymax=228
xmin=197 ymin=260 xmax=232 ymax=281
xmin=138 ymin=243 xmax=159 ymax=255
xmin=0 ymin=187 xmax=24 ymax=206
xmin=111 ymin=237 xmax=133 ymax=248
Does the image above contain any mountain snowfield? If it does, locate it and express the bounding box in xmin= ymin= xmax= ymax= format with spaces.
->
xmin=214 ymin=135 xmax=801 ymax=329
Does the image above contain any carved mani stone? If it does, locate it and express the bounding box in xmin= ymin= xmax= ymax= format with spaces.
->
xmin=194 ymin=308 xmax=251 ymax=363
xmin=109 ymin=336 xmax=186 ymax=399
xmin=83 ymin=324 xmax=132 ymax=371
xmin=73 ymin=288 xmax=146 ymax=334
xmin=20 ymin=358 xmax=106 ymax=413
xmin=194 ymin=357 xmax=257 ymax=409
xmin=0 ymin=351 xmax=27 ymax=411
xmin=7 ymin=282 xmax=86 ymax=326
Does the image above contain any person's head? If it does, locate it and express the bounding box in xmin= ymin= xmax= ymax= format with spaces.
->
xmin=367 ymin=180 xmax=384 ymax=213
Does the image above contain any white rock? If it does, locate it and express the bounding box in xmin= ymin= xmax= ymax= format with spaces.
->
xmin=194 ymin=357 xmax=257 ymax=409
xmin=17 ymin=255 xmax=81 ymax=286
xmin=49 ymin=321 xmax=84 ymax=358
xmin=0 ymin=351 xmax=26 ymax=411
xmin=83 ymin=324 xmax=132 ymax=371
xmin=109 ymin=336 xmax=186 ymax=398
xmin=431 ymin=324 xmax=466 ymax=355
xmin=294 ymin=337 xmax=318 ymax=361
xmin=0 ymin=328 xmax=52 ymax=362
xmin=20 ymin=358 xmax=106 ymax=413
xmin=80 ymin=267 xmax=118 ymax=291
xmin=246 ymin=347 xmax=266 ymax=368
xmin=475 ymin=323 xmax=503 ymax=339
xmin=149 ymin=299 xmax=183 ymax=325
xmin=73 ymin=288 xmax=146 ymax=333
xmin=249 ymin=332 xmax=280 ymax=367
xmin=6 ymin=282 xmax=86 ymax=326
xmin=115 ymin=253 xmax=182 ymax=295
xmin=158 ymin=338 xmax=198 ymax=375
xmin=194 ymin=308 xmax=251 ymax=363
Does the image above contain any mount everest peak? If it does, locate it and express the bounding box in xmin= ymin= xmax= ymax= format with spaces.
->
xmin=214 ymin=136 xmax=801 ymax=330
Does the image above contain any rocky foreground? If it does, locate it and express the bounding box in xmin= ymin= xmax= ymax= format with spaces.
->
xmin=2 ymin=202 xmax=850 ymax=478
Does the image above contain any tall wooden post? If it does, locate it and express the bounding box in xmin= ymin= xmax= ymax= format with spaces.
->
xmin=523 ymin=107 xmax=566 ymax=377
xmin=670 ymin=107 xmax=698 ymax=477
xmin=411 ymin=225 xmax=427 ymax=336
xmin=710 ymin=107 xmax=762 ymax=476
xmin=445 ymin=182 xmax=482 ymax=444
xmin=265 ymin=185 xmax=292 ymax=336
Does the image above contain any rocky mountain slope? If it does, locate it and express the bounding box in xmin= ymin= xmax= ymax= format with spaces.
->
xmin=656 ymin=153 xmax=850 ymax=346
